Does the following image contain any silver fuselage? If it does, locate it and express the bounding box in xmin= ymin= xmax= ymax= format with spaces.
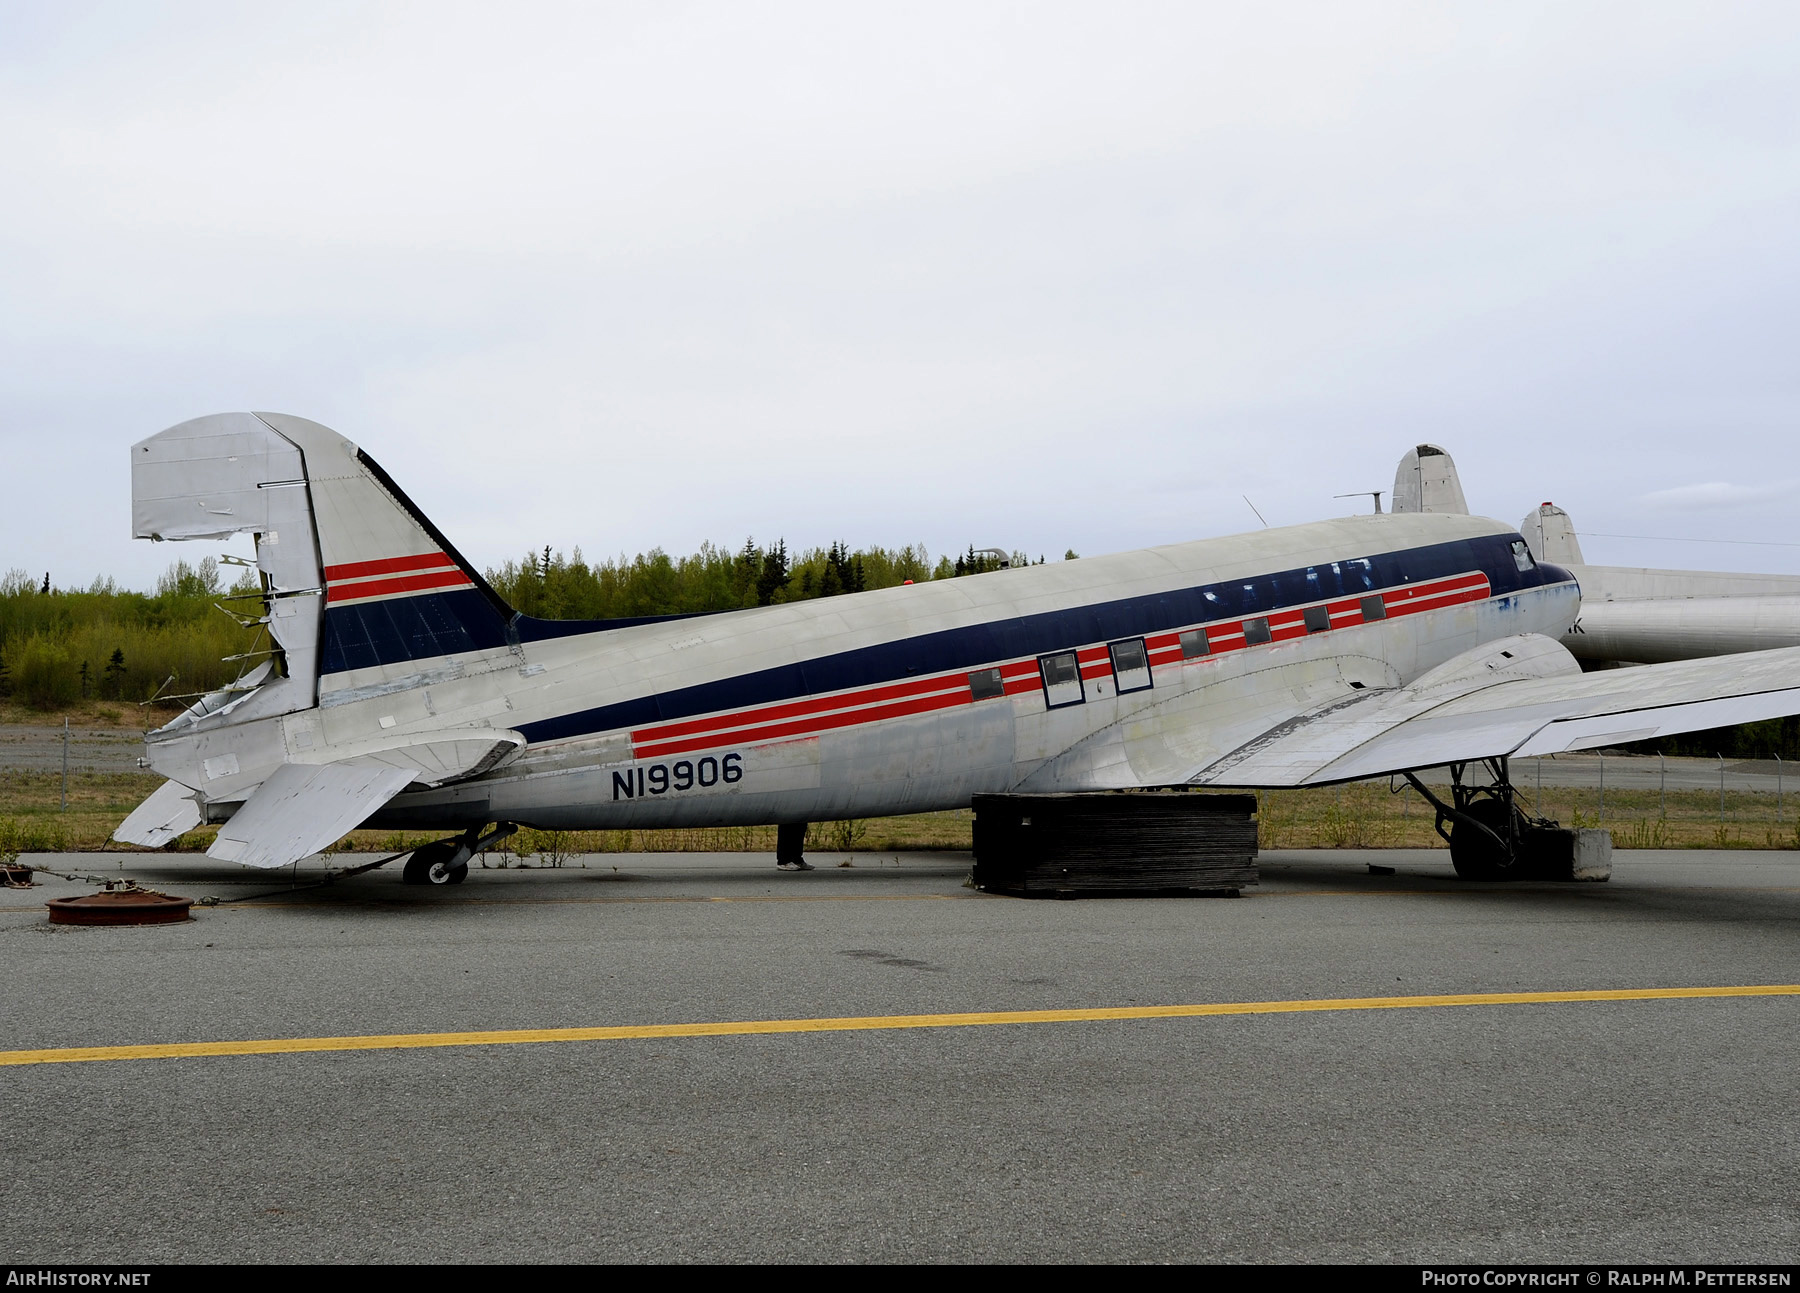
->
xmin=264 ymin=512 xmax=1577 ymax=830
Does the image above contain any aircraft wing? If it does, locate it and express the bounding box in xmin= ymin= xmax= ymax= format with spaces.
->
xmin=1193 ymin=637 xmax=1800 ymax=788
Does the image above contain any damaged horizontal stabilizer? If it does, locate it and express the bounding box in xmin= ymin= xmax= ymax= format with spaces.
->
xmin=291 ymin=730 xmax=525 ymax=787
xmin=208 ymin=762 xmax=417 ymax=869
xmin=113 ymin=779 xmax=204 ymax=848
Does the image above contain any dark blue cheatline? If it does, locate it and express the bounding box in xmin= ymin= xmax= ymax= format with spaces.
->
xmin=506 ymin=535 xmax=1571 ymax=746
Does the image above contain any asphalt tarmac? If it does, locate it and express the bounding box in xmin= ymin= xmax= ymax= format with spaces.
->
xmin=0 ymin=723 xmax=144 ymax=773
xmin=3 ymin=847 xmax=1798 ymax=1264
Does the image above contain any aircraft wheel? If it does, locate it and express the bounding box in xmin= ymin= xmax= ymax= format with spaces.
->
xmin=403 ymin=842 xmax=462 ymax=886
xmin=1449 ymin=798 xmax=1526 ymax=881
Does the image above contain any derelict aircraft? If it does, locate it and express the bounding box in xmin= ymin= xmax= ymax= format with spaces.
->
xmin=114 ymin=415 xmax=1800 ymax=882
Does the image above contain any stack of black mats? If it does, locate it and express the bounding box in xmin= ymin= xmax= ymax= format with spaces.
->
xmin=970 ymin=790 xmax=1258 ymax=898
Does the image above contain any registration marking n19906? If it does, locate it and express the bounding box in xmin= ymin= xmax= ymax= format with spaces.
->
xmin=612 ymin=752 xmax=743 ymax=799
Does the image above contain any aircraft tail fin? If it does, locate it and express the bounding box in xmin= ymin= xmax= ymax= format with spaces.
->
xmin=1391 ymin=444 xmax=1470 ymax=515
xmin=250 ymin=412 xmax=514 ymax=690
xmin=124 ymin=413 xmax=522 ymax=863
xmin=132 ymin=412 xmax=515 ymax=713
xmin=1519 ymin=501 xmax=1586 ymax=565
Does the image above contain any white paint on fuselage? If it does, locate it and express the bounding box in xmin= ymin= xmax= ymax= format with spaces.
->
xmin=366 ymin=511 xmax=1578 ymax=831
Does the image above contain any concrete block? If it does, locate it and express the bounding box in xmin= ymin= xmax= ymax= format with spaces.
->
xmin=1521 ymin=826 xmax=1612 ymax=882
xmin=1569 ymin=828 xmax=1613 ymax=881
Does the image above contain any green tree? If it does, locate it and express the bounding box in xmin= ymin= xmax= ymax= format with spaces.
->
xmin=103 ymin=648 xmax=127 ymax=699
xmin=156 ymin=557 xmax=222 ymax=598
xmin=757 ymin=540 xmax=790 ymax=606
xmin=858 ymin=544 xmax=933 ymax=586
xmin=826 ymin=542 xmax=864 ymax=594
xmin=731 ymin=540 xmax=764 ymax=608
xmin=817 ymin=542 xmax=846 ymax=598
xmin=952 ymin=546 xmax=1009 ymax=578
xmin=620 ymin=550 xmax=680 ymax=617
xmin=8 ymin=635 xmax=77 ymax=709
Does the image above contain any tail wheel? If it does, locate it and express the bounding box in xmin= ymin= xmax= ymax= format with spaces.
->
xmin=431 ymin=858 xmax=469 ymax=885
xmin=1449 ymin=797 xmax=1527 ymax=880
xmin=402 ymin=842 xmax=469 ymax=886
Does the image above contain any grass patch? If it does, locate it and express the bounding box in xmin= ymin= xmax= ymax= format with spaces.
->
xmin=0 ymin=699 xmax=186 ymax=731
xmin=5 ymin=769 xmax=1798 ymax=854
xmin=1255 ymin=781 xmax=1800 ymax=850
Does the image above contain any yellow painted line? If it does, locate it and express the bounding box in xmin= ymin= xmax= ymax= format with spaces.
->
xmin=229 ymin=893 xmax=967 ymax=909
xmin=3 ymin=984 xmax=1797 ymax=1068
xmin=1280 ymin=890 xmax=1446 ymax=897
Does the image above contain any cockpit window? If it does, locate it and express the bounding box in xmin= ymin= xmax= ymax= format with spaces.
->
xmin=1510 ymin=539 xmax=1536 ymax=573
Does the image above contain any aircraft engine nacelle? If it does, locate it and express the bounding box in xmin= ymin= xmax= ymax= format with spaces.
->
xmin=1568 ymin=596 xmax=1800 ymax=666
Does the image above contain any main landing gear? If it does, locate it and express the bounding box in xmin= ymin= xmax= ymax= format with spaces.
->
xmin=1403 ymin=758 xmax=1555 ymax=881
xmin=401 ymin=823 xmax=519 ymax=886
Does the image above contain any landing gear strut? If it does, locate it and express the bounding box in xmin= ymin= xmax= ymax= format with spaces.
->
xmin=1403 ymin=758 xmax=1549 ymax=880
xmin=401 ymin=823 xmax=518 ymax=886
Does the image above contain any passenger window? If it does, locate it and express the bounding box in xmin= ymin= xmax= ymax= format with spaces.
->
xmin=1360 ymin=595 xmax=1386 ymax=621
xmin=1303 ymin=605 xmax=1331 ymax=634
xmin=1243 ymin=617 xmax=1272 ymax=645
xmin=968 ymin=668 xmax=1005 ymax=701
xmin=1109 ymin=638 xmax=1152 ymax=693
xmin=1179 ymin=628 xmax=1210 ymax=659
xmin=1511 ymin=538 xmax=1536 ymax=572
xmin=1039 ymin=651 xmax=1085 ymax=708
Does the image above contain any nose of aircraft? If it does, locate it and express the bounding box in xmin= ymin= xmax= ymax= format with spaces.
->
xmin=1538 ymin=561 xmax=1579 ymax=597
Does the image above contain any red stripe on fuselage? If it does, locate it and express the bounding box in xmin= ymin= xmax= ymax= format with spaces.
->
xmin=624 ymin=570 xmax=1497 ymax=758
xmin=1383 ymin=574 xmax=1488 ymax=615
xmin=325 ymin=568 xmax=474 ymax=604
xmin=324 ymin=551 xmax=456 ymax=583
xmin=634 ymin=689 xmax=970 ymax=760
xmin=636 ymin=673 xmax=971 ymax=745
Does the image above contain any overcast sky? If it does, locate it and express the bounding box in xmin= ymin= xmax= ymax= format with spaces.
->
xmin=3 ymin=1 xmax=1798 ymax=590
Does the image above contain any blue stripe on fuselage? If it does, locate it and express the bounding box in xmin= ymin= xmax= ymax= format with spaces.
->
xmin=322 ymin=587 xmax=512 ymax=675
xmin=512 ymin=534 xmax=1567 ymax=746
xmin=323 ymin=594 xmax=732 ymax=675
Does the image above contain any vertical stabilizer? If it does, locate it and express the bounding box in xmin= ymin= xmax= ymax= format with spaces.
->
xmin=122 ymin=412 xmax=526 ymax=865
xmin=1391 ymin=444 xmax=1470 ymax=515
xmin=249 ymin=413 xmax=513 ymax=688
xmin=130 ymin=412 xmax=516 ymax=718
xmin=1520 ymin=502 xmax=1585 ymax=565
